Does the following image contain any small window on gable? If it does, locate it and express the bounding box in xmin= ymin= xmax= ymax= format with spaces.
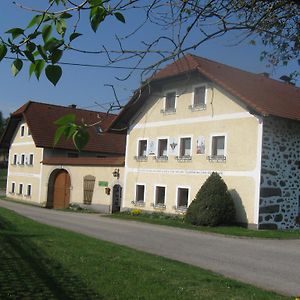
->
xmin=20 ymin=125 xmax=25 ymax=137
xmin=28 ymin=127 xmax=31 ymax=136
xmin=28 ymin=154 xmax=34 ymax=165
xmin=19 ymin=183 xmax=23 ymax=195
xmin=136 ymin=140 xmax=147 ymax=161
xmin=194 ymin=86 xmax=206 ymax=107
xmin=20 ymin=154 xmax=25 ymax=165
xmin=27 ymin=184 xmax=32 ymax=197
xmin=157 ymin=139 xmax=168 ymax=159
xmin=13 ymin=154 xmax=18 ymax=165
xmin=161 ymin=91 xmax=176 ymax=114
xmin=135 ymin=184 xmax=145 ymax=203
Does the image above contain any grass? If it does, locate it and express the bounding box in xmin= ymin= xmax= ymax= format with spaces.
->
xmin=0 ymin=207 xmax=291 ymax=300
xmin=109 ymin=212 xmax=300 ymax=239
xmin=0 ymin=168 xmax=7 ymax=190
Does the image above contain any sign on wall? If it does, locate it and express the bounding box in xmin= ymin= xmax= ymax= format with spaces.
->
xmin=196 ymin=136 xmax=205 ymax=154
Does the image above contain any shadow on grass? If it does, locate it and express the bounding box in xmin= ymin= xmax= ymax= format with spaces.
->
xmin=0 ymin=216 xmax=102 ymax=299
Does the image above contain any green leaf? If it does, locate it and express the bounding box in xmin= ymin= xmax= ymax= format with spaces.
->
xmin=42 ymin=24 xmax=52 ymax=42
xmin=24 ymin=50 xmax=35 ymax=63
xmin=90 ymin=6 xmax=106 ymax=32
xmin=56 ymin=19 xmax=67 ymax=37
xmin=44 ymin=37 xmax=64 ymax=52
xmin=28 ymin=31 xmax=42 ymax=40
xmin=114 ymin=12 xmax=125 ymax=23
xmin=73 ymin=128 xmax=89 ymax=151
xmin=26 ymin=42 xmax=36 ymax=53
xmin=27 ymin=15 xmax=43 ymax=29
xmin=64 ymin=124 xmax=77 ymax=140
xmin=50 ymin=49 xmax=63 ymax=64
xmin=5 ymin=28 xmax=24 ymax=40
xmin=54 ymin=125 xmax=66 ymax=146
xmin=11 ymin=59 xmax=23 ymax=76
xmin=45 ymin=65 xmax=62 ymax=86
xmin=88 ymin=0 xmax=103 ymax=6
xmin=69 ymin=32 xmax=82 ymax=42
xmin=37 ymin=45 xmax=48 ymax=61
xmin=60 ymin=12 xmax=72 ymax=19
xmin=54 ymin=114 xmax=76 ymax=126
xmin=29 ymin=62 xmax=36 ymax=78
xmin=34 ymin=60 xmax=45 ymax=80
xmin=0 ymin=43 xmax=7 ymax=62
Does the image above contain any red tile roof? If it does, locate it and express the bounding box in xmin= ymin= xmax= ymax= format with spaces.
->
xmin=110 ymin=54 xmax=300 ymax=129
xmin=42 ymin=156 xmax=125 ymax=166
xmin=1 ymin=101 xmax=125 ymax=154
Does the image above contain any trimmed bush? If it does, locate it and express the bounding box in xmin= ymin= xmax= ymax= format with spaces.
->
xmin=185 ymin=172 xmax=236 ymax=226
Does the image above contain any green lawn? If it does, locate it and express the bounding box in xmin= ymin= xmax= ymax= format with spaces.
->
xmin=0 ymin=207 xmax=291 ymax=299
xmin=0 ymin=168 xmax=7 ymax=189
xmin=109 ymin=212 xmax=300 ymax=239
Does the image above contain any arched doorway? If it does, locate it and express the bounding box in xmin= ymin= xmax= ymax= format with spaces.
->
xmin=112 ymin=184 xmax=122 ymax=213
xmin=47 ymin=169 xmax=71 ymax=209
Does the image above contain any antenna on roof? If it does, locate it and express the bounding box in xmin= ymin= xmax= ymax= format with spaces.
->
xmin=69 ymin=104 xmax=77 ymax=109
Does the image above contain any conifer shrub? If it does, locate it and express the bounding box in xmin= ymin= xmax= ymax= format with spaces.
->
xmin=185 ymin=172 xmax=236 ymax=226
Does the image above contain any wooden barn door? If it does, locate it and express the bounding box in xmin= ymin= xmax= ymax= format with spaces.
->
xmin=83 ymin=175 xmax=96 ymax=205
xmin=53 ymin=170 xmax=71 ymax=209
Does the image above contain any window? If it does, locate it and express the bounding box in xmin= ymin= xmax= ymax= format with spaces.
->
xmin=28 ymin=154 xmax=34 ymax=165
xmin=155 ymin=186 xmax=166 ymax=205
xmin=137 ymin=140 xmax=147 ymax=159
xmin=18 ymin=183 xmax=23 ymax=195
xmin=13 ymin=154 xmax=18 ymax=165
xmin=27 ymin=127 xmax=31 ymax=136
xmin=193 ymin=86 xmax=206 ymax=108
xmin=20 ymin=125 xmax=25 ymax=137
xmin=177 ymin=187 xmax=189 ymax=208
xmin=212 ymin=136 xmax=225 ymax=157
xmin=179 ymin=137 xmax=191 ymax=157
xmin=20 ymin=154 xmax=25 ymax=165
xmin=11 ymin=182 xmax=15 ymax=193
xmin=135 ymin=184 xmax=145 ymax=203
xmin=157 ymin=139 xmax=168 ymax=159
xmin=26 ymin=184 xmax=32 ymax=197
xmin=164 ymin=92 xmax=176 ymax=113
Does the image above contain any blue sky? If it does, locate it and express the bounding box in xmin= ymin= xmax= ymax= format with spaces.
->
xmin=0 ymin=1 xmax=297 ymax=118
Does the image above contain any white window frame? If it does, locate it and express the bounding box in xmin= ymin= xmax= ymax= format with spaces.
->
xmin=135 ymin=138 xmax=148 ymax=161
xmin=209 ymin=133 xmax=227 ymax=159
xmin=154 ymin=185 xmax=167 ymax=206
xmin=135 ymin=183 xmax=146 ymax=204
xmin=177 ymin=136 xmax=193 ymax=159
xmin=18 ymin=183 xmax=23 ymax=195
xmin=156 ymin=137 xmax=169 ymax=159
xmin=162 ymin=90 xmax=177 ymax=114
xmin=20 ymin=125 xmax=25 ymax=137
xmin=190 ymin=84 xmax=207 ymax=110
xmin=20 ymin=153 xmax=25 ymax=165
xmin=11 ymin=182 xmax=16 ymax=194
xmin=26 ymin=184 xmax=32 ymax=197
xmin=175 ymin=186 xmax=190 ymax=209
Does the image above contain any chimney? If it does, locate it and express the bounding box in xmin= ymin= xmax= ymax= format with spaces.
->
xmin=69 ymin=104 xmax=77 ymax=109
xmin=259 ymin=72 xmax=269 ymax=78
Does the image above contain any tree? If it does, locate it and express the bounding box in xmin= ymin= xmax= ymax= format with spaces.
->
xmin=0 ymin=112 xmax=7 ymax=138
xmin=0 ymin=1 xmax=299 ymax=86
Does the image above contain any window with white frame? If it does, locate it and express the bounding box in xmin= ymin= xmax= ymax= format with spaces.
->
xmin=13 ymin=154 xmax=18 ymax=165
xmin=193 ymin=86 xmax=206 ymax=108
xmin=20 ymin=125 xmax=25 ymax=137
xmin=18 ymin=183 xmax=23 ymax=195
xmin=211 ymin=136 xmax=225 ymax=157
xmin=20 ymin=154 xmax=25 ymax=165
xmin=157 ymin=139 xmax=168 ymax=158
xmin=155 ymin=186 xmax=166 ymax=205
xmin=11 ymin=182 xmax=15 ymax=193
xmin=177 ymin=187 xmax=189 ymax=208
xmin=164 ymin=91 xmax=176 ymax=112
xmin=28 ymin=154 xmax=34 ymax=165
xmin=135 ymin=184 xmax=145 ymax=203
xmin=179 ymin=137 xmax=191 ymax=157
xmin=26 ymin=184 xmax=32 ymax=197
xmin=138 ymin=140 xmax=147 ymax=157
xmin=27 ymin=127 xmax=31 ymax=136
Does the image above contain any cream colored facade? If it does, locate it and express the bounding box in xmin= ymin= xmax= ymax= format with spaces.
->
xmin=6 ymin=119 xmax=124 ymax=212
xmin=123 ymin=78 xmax=262 ymax=225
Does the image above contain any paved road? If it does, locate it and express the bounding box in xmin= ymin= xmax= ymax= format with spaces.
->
xmin=0 ymin=200 xmax=299 ymax=297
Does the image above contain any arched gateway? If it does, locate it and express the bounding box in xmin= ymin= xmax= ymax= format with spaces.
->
xmin=47 ymin=169 xmax=71 ymax=209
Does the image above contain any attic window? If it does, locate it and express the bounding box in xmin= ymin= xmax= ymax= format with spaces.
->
xmin=28 ymin=127 xmax=31 ymax=136
xmin=96 ymin=126 xmax=103 ymax=134
xmin=20 ymin=125 xmax=25 ymax=137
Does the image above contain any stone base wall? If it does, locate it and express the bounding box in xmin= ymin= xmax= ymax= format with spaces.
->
xmin=259 ymin=117 xmax=300 ymax=229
